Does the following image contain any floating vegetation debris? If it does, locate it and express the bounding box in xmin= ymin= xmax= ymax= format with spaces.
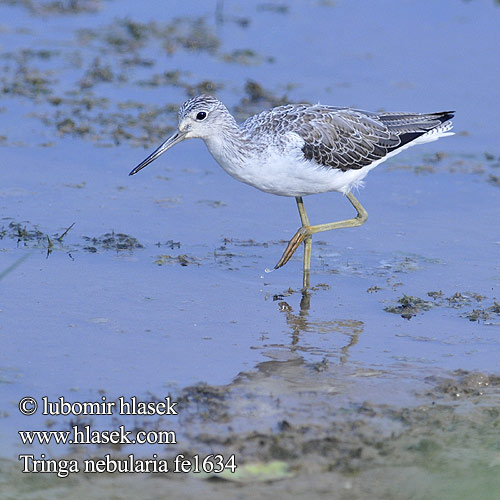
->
xmin=1 ymin=65 xmax=54 ymax=98
xmin=40 ymin=99 xmax=177 ymax=145
xmin=57 ymin=222 xmax=75 ymax=242
xmin=82 ymin=232 xmax=144 ymax=252
xmin=488 ymin=174 xmax=500 ymax=187
xmin=385 ymin=291 xmax=500 ymax=323
xmin=212 ymin=460 xmax=294 ymax=483
xmin=484 ymin=151 xmax=500 ymax=168
xmin=103 ymin=18 xmax=151 ymax=52
xmin=155 ymin=240 xmax=181 ymax=249
xmin=163 ymin=18 xmax=220 ymax=55
xmin=257 ymin=3 xmax=289 ymax=14
xmin=445 ymin=291 xmax=485 ymax=308
xmin=154 ymin=254 xmax=200 ymax=266
xmin=221 ymin=49 xmax=274 ymax=65
xmin=221 ymin=237 xmax=269 ymax=247
xmin=233 ymin=80 xmax=291 ymax=121
xmin=384 ymin=295 xmax=434 ymax=320
xmin=79 ymin=58 xmax=117 ymax=89
xmin=138 ymin=70 xmax=223 ymax=98
xmin=466 ymin=302 xmax=500 ymax=322
xmin=0 ymin=0 xmax=109 ymax=15
xmin=1 ymin=221 xmax=47 ymax=246
xmin=426 ymin=369 xmax=500 ymax=399
xmin=55 ymin=117 xmax=92 ymax=137
xmin=0 ymin=10 xmax=281 ymax=148
xmin=0 ymin=220 xmax=75 ymax=258
xmin=78 ymin=17 xmax=220 ymax=56
xmin=197 ymin=200 xmax=227 ymax=208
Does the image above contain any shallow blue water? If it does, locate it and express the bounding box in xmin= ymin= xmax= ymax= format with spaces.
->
xmin=1 ymin=0 xmax=499 ymax=457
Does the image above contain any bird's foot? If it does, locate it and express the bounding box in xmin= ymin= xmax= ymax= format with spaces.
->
xmin=274 ymin=226 xmax=311 ymax=270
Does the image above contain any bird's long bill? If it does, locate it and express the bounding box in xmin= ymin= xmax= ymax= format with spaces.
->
xmin=129 ymin=130 xmax=186 ymax=176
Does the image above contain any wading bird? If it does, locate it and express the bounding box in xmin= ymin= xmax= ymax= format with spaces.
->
xmin=130 ymin=95 xmax=454 ymax=286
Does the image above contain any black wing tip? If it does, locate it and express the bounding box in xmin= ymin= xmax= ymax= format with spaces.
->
xmin=435 ymin=110 xmax=455 ymax=123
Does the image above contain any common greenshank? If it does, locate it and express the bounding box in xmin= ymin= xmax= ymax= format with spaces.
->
xmin=130 ymin=95 xmax=454 ymax=283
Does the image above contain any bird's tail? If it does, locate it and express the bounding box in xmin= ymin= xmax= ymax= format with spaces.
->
xmin=380 ymin=110 xmax=455 ymax=149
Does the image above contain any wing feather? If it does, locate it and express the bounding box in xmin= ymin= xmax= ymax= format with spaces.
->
xmin=243 ymin=105 xmax=454 ymax=172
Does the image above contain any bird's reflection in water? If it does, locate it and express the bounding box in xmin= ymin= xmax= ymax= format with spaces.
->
xmin=275 ymin=284 xmax=363 ymax=365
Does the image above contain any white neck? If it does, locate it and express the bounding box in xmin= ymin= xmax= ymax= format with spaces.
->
xmin=203 ymin=121 xmax=252 ymax=175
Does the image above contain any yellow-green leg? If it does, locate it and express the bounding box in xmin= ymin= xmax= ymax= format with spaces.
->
xmin=296 ymin=197 xmax=312 ymax=289
xmin=274 ymin=192 xmax=368 ymax=273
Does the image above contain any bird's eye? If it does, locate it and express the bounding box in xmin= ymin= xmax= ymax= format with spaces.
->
xmin=196 ymin=111 xmax=207 ymax=121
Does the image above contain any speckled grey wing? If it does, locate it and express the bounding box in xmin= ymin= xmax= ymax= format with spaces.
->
xmin=246 ymin=105 xmax=454 ymax=172
xmin=292 ymin=107 xmax=403 ymax=171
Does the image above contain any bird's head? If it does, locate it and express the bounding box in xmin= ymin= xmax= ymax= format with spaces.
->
xmin=129 ymin=95 xmax=229 ymax=176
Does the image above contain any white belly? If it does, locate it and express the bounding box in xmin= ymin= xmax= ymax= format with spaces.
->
xmin=209 ymin=144 xmax=376 ymax=197
xmin=229 ymin=155 xmax=374 ymax=197
xmin=204 ymin=126 xmax=453 ymax=197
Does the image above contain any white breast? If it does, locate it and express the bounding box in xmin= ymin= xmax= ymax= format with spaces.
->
xmin=203 ymin=125 xmax=454 ymax=198
xmin=204 ymin=131 xmax=370 ymax=197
